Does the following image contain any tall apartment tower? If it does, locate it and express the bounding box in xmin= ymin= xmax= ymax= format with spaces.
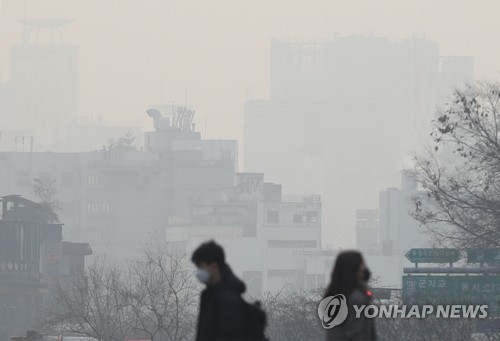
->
xmin=1 ymin=19 xmax=79 ymax=151
xmin=244 ymin=35 xmax=474 ymax=247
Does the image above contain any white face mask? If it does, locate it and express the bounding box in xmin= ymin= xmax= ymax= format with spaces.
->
xmin=195 ymin=268 xmax=210 ymax=284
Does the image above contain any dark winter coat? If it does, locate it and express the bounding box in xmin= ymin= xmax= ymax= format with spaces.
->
xmin=195 ymin=264 xmax=247 ymax=341
xmin=326 ymin=289 xmax=377 ymax=341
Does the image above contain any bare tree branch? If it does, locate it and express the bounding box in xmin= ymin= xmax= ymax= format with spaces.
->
xmin=411 ymin=82 xmax=500 ymax=248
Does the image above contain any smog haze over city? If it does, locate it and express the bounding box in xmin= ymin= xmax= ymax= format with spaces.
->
xmin=1 ymin=1 xmax=500 ymax=340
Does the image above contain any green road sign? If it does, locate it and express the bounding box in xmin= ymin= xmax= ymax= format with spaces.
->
xmin=403 ymin=275 xmax=500 ymax=315
xmin=467 ymin=249 xmax=500 ymax=263
xmin=405 ymin=248 xmax=461 ymax=264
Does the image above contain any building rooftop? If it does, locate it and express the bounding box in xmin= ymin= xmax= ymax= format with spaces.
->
xmin=61 ymin=242 xmax=93 ymax=256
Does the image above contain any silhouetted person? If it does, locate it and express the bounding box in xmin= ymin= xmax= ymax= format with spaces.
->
xmin=324 ymin=251 xmax=376 ymax=340
xmin=192 ymin=240 xmax=248 ymax=341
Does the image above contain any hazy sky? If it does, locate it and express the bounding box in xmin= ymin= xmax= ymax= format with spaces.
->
xmin=1 ymin=0 xmax=500 ymax=142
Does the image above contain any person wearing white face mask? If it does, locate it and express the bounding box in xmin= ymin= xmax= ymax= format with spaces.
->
xmin=191 ymin=240 xmax=248 ymax=341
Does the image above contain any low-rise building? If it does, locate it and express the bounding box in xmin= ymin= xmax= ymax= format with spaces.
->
xmin=166 ymin=173 xmax=322 ymax=296
xmin=379 ymin=171 xmax=433 ymax=256
xmin=355 ymin=209 xmax=379 ymax=254
xmin=0 ymin=108 xmax=238 ymax=259
xmin=0 ymin=195 xmax=91 ymax=339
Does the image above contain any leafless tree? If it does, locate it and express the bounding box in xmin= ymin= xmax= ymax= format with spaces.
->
xmin=45 ymin=247 xmax=198 ymax=341
xmin=260 ymin=288 xmax=323 ymax=341
xmin=45 ymin=258 xmax=131 ymax=341
xmin=412 ymin=81 xmax=500 ymax=248
xmin=32 ymin=177 xmax=60 ymax=223
xmin=123 ymin=245 xmax=199 ymax=341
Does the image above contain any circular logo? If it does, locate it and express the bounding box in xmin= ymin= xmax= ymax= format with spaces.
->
xmin=318 ymin=294 xmax=348 ymax=329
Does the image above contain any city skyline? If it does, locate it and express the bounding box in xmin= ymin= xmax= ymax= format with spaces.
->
xmin=0 ymin=0 xmax=498 ymax=142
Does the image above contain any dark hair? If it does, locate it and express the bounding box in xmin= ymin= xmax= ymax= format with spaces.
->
xmin=191 ymin=240 xmax=225 ymax=267
xmin=324 ymin=250 xmax=364 ymax=298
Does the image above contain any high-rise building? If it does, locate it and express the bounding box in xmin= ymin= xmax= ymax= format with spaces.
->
xmin=270 ymin=36 xmax=440 ymax=110
xmin=244 ymin=35 xmax=474 ymax=247
xmin=1 ymin=20 xmax=79 ymax=151
xmin=439 ymin=56 xmax=475 ymax=102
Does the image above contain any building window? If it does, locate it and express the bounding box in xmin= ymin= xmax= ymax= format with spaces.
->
xmin=293 ymin=214 xmax=303 ymax=224
xmin=88 ymin=174 xmax=98 ymax=185
xmin=16 ymin=171 xmax=30 ymax=187
xmin=87 ymin=201 xmax=110 ymax=216
xmin=220 ymin=149 xmax=232 ymax=160
xmin=306 ymin=211 xmax=319 ymax=223
xmin=266 ymin=210 xmax=279 ymax=224
xmin=61 ymin=172 xmax=74 ymax=188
